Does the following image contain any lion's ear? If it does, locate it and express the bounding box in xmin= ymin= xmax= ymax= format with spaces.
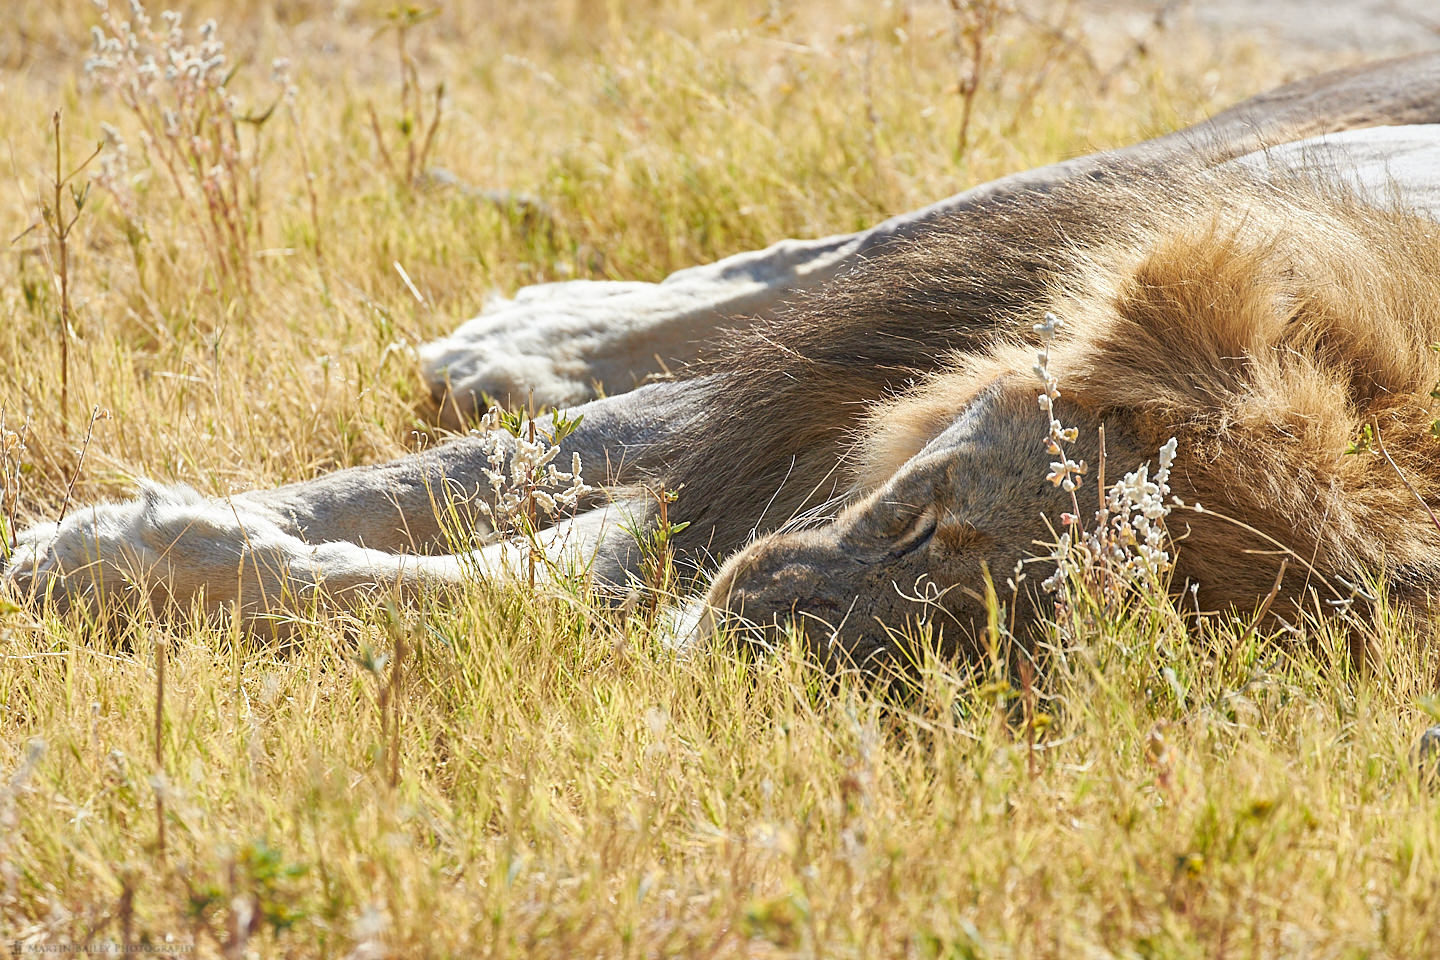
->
xmin=849 ymin=351 xmax=1021 ymax=493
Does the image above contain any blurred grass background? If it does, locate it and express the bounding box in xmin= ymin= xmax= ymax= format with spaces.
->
xmin=2 ymin=0 xmax=1278 ymax=510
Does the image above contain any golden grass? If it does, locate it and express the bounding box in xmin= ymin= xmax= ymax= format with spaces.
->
xmin=3 ymin=1 xmax=1438 ymax=955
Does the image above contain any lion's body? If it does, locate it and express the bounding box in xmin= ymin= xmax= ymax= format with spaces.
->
xmin=9 ymin=57 xmax=1440 ymax=659
xmin=696 ymin=167 xmax=1440 ymax=656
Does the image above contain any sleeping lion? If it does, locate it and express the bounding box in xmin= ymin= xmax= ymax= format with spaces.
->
xmin=7 ymin=54 xmax=1440 ymax=666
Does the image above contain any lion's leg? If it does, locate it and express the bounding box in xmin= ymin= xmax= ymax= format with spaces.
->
xmin=419 ymin=238 xmax=862 ymax=416
xmin=3 ymin=484 xmax=638 ymax=623
xmin=419 ymin=55 xmax=1440 ymax=415
xmin=0 ymin=378 xmax=691 ymax=616
xmin=234 ymin=377 xmax=716 ymax=554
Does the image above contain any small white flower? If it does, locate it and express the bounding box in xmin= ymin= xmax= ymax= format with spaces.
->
xmin=1033 ymin=311 xmax=1064 ymax=338
xmin=1032 ymin=313 xmax=1180 ymax=605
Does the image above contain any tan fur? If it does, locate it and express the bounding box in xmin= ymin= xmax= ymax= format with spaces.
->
xmin=704 ymin=170 xmax=1440 ymax=656
xmin=1055 ymin=178 xmax=1440 ymax=613
xmin=849 ymin=354 xmax=1015 ymax=492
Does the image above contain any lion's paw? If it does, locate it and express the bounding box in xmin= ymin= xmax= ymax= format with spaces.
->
xmin=3 ymin=490 xmax=165 ymax=614
xmin=1 ymin=483 xmax=302 ymax=617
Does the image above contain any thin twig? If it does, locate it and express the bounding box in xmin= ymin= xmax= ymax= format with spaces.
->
xmin=285 ymin=99 xmax=327 ymax=272
xmin=44 ymin=112 xmax=102 ymax=425
xmin=947 ymin=0 xmax=1009 ymax=158
xmin=416 ymin=83 xmax=445 ymax=176
xmin=1176 ymin=503 xmax=1342 ymax=601
xmin=1372 ymin=418 xmax=1440 ymax=537
xmin=1097 ymin=0 xmax=1187 ymax=93
xmin=56 ymin=406 xmax=108 ymax=525
xmin=393 ymin=260 xmax=425 ymax=304
xmin=155 ymin=632 xmax=167 ymax=863
xmin=53 ymin=113 xmax=68 ymax=424
xmin=388 ymin=631 xmax=405 ymax=790
xmin=365 ymin=101 xmax=398 ymax=181
xmin=1236 ymin=558 xmax=1288 ymax=651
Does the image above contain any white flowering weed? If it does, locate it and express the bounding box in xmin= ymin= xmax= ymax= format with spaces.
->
xmin=1033 ymin=311 xmax=1086 ymax=493
xmin=1032 ymin=312 xmax=1181 ymax=613
xmin=472 ymin=406 xmax=590 ymax=542
xmin=85 ymin=0 xmax=287 ymax=293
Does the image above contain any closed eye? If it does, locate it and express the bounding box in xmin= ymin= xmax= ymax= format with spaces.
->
xmin=888 ymin=511 xmax=937 ymax=559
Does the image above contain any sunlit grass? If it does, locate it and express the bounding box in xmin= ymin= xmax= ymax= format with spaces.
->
xmin=4 ymin=579 xmax=1438 ymax=955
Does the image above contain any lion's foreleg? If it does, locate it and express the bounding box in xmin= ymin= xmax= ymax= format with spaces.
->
xmin=234 ymin=378 xmax=718 ymax=555
xmin=3 ymin=482 xmax=639 ymax=623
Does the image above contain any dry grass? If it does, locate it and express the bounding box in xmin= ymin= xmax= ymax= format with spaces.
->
xmin=2 ymin=1 xmax=1438 ymax=956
